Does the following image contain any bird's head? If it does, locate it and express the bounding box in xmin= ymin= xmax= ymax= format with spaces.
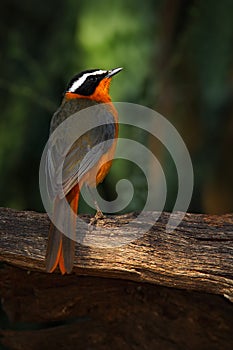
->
xmin=65 ymin=67 xmax=123 ymax=102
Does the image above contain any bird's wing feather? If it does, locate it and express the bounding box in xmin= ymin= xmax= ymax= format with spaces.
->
xmin=46 ymin=103 xmax=116 ymax=199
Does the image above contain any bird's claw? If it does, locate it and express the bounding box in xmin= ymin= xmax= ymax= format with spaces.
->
xmin=88 ymin=210 xmax=106 ymax=229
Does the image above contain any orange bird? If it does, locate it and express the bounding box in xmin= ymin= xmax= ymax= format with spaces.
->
xmin=45 ymin=67 xmax=122 ymax=274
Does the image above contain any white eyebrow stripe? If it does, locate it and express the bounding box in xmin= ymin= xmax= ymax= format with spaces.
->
xmin=68 ymin=70 xmax=107 ymax=92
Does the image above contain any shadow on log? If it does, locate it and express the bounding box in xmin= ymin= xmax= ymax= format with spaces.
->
xmin=0 ymin=207 xmax=233 ymax=349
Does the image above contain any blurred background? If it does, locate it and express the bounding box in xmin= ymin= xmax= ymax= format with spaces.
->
xmin=0 ymin=0 xmax=232 ymax=214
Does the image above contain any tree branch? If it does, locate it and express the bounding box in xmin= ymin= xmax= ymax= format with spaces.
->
xmin=0 ymin=207 xmax=232 ymax=301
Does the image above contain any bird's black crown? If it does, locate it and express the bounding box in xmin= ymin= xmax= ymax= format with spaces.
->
xmin=66 ymin=69 xmax=108 ymax=96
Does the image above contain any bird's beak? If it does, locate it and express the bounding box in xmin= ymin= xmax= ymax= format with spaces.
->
xmin=107 ymin=67 xmax=123 ymax=78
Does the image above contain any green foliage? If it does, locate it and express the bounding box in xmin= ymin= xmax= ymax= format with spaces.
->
xmin=0 ymin=0 xmax=232 ymax=213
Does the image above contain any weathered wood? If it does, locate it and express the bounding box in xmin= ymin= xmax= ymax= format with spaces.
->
xmin=0 ymin=207 xmax=233 ymax=349
xmin=0 ymin=207 xmax=233 ymax=299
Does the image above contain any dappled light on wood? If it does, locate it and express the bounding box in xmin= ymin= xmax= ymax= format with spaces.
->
xmin=0 ymin=207 xmax=233 ymax=349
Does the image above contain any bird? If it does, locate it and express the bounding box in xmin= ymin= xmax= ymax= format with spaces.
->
xmin=45 ymin=67 xmax=123 ymax=274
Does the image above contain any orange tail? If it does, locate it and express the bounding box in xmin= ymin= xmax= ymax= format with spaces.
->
xmin=45 ymin=184 xmax=79 ymax=274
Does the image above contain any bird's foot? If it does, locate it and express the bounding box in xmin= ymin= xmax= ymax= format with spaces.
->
xmin=89 ymin=210 xmax=106 ymax=228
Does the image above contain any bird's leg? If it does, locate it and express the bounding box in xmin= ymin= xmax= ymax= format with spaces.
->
xmin=85 ymin=185 xmax=105 ymax=226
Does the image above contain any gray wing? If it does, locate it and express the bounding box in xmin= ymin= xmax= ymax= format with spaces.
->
xmin=46 ymin=103 xmax=116 ymax=199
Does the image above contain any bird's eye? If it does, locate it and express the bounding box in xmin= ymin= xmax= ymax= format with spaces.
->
xmin=89 ymin=76 xmax=98 ymax=82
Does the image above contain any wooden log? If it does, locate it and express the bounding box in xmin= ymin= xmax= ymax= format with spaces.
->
xmin=0 ymin=207 xmax=232 ymax=299
xmin=0 ymin=207 xmax=233 ymax=349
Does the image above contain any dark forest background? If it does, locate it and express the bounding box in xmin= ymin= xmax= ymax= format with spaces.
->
xmin=0 ymin=0 xmax=233 ymax=215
